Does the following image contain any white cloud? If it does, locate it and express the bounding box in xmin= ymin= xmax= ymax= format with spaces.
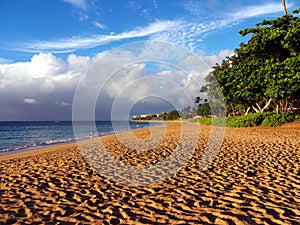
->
xmin=61 ymin=101 xmax=71 ymax=106
xmin=24 ymin=98 xmax=38 ymax=104
xmin=8 ymin=1 xmax=291 ymax=56
xmin=129 ymin=0 xmax=142 ymax=11
xmin=0 ymin=57 xmax=12 ymax=64
xmin=29 ymin=53 xmax=66 ymax=78
xmin=93 ymin=21 xmax=106 ymax=29
xmin=73 ymin=44 xmax=232 ymax=120
xmin=180 ymin=0 xmax=207 ymax=17
xmin=67 ymin=54 xmax=91 ymax=72
xmin=153 ymin=1 xmax=158 ymax=9
xmin=231 ymin=3 xmax=289 ymax=20
xmin=0 ymin=49 xmax=230 ymax=120
xmin=18 ymin=20 xmax=184 ymax=53
xmin=0 ymin=53 xmax=85 ymax=107
xmin=62 ymin=0 xmax=86 ymax=10
xmin=0 ymin=53 xmax=66 ymax=83
xmin=198 ymin=49 xmax=234 ymax=66
xmin=0 ymin=53 xmax=90 ymax=82
xmin=151 ymin=2 xmax=287 ymax=53
xmin=55 ymin=101 xmax=71 ymax=106
xmin=0 ymin=53 xmax=91 ymax=120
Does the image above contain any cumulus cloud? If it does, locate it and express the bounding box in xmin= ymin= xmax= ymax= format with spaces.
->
xmin=0 ymin=53 xmax=91 ymax=120
xmin=67 ymin=54 xmax=91 ymax=72
xmin=73 ymin=42 xmax=232 ymax=120
xmin=0 ymin=48 xmax=230 ymax=120
xmin=0 ymin=53 xmax=66 ymax=83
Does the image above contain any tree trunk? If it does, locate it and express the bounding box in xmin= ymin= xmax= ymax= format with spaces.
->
xmin=284 ymin=98 xmax=289 ymax=112
xmin=230 ymin=103 xmax=235 ymax=116
xmin=245 ymin=107 xmax=251 ymax=115
xmin=252 ymin=98 xmax=272 ymax=113
xmin=262 ymin=98 xmax=272 ymax=112
xmin=252 ymin=105 xmax=260 ymax=113
xmin=282 ymin=0 xmax=288 ymax=15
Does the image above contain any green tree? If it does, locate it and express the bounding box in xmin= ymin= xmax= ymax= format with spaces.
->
xmin=205 ymin=9 xmax=300 ymax=114
xmin=162 ymin=110 xmax=180 ymax=120
xmin=198 ymin=103 xmax=211 ymax=117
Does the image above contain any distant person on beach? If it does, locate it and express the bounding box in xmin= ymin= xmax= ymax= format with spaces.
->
xmin=89 ymin=132 xmax=93 ymax=139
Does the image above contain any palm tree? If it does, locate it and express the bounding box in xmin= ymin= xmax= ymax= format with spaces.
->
xmin=282 ymin=0 xmax=288 ymax=15
xmin=194 ymin=96 xmax=201 ymax=117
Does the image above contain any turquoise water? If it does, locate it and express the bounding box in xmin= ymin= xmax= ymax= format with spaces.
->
xmin=0 ymin=121 xmax=159 ymax=154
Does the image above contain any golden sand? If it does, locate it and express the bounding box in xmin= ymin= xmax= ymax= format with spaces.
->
xmin=0 ymin=122 xmax=299 ymax=224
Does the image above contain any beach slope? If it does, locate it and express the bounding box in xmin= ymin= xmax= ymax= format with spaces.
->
xmin=0 ymin=122 xmax=299 ymax=224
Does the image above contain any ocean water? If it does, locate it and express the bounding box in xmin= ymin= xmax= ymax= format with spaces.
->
xmin=0 ymin=121 xmax=159 ymax=154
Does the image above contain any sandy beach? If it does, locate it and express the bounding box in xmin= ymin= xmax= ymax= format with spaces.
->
xmin=0 ymin=122 xmax=299 ymax=224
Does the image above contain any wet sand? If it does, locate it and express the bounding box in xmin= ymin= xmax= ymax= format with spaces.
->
xmin=0 ymin=122 xmax=299 ymax=224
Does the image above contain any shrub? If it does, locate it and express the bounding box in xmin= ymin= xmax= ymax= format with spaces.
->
xmin=260 ymin=113 xmax=294 ymax=127
xmin=260 ymin=114 xmax=282 ymax=127
xmin=211 ymin=117 xmax=226 ymax=126
xmin=189 ymin=117 xmax=199 ymax=122
xmin=198 ymin=112 xmax=296 ymax=127
xmin=198 ymin=117 xmax=226 ymax=126
xmin=199 ymin=117 xmax=212 ymax=125
xmin=282 ymin=113 xmax=295 ymax=123
xmin=226 ymin=112 xmax=270 ymax=127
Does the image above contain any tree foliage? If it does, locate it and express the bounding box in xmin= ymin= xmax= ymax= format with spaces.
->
xmin=205 ymin=9 xmax=300 ymax=114
xmin=162 ymin=110 xmax=180 ymax=120
xmin=198 ymin=103 xmax=211 ymax=117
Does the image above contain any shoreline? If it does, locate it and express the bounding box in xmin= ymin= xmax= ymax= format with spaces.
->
xmin=0 ymin=120 xmax=171 ymax=161
xmin=0 ymin=120 xmax=164 ymax=158
xmin=1 ymin=121 xmax=299 ymax=160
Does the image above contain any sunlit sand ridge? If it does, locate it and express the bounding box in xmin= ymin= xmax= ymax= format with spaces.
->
xmin=0 ymin=122 xmax=299 ymax=224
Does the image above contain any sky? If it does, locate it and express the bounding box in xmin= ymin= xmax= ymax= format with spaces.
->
xmin=0 ymin=0 xmax=299 ymax=121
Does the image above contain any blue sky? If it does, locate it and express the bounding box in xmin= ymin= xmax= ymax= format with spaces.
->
xmin=1 ymin=0 xmax=298 ymax=62
xmin=0 ymin=0 xmax=299 ymax=120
